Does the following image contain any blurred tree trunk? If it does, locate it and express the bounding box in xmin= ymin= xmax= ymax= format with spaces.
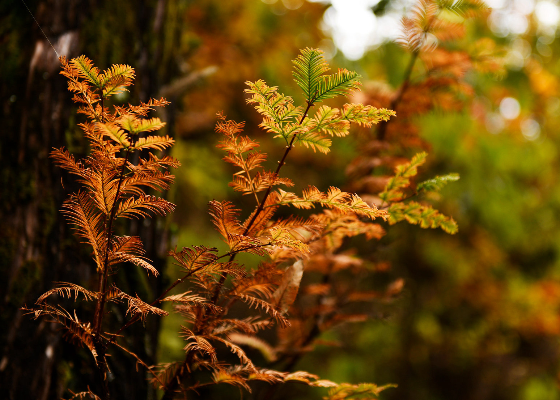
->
xmin=0 ymin=1 xmax=180 ymax=398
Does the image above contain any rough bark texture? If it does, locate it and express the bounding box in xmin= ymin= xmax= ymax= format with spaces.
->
xmin=1 ymin=1 xmax=178 ymax=398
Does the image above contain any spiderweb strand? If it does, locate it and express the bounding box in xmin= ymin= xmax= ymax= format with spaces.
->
xmin=20 ymin=0 xmax=60 ymax=58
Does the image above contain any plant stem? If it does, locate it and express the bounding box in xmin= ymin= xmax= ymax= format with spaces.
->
xmin=210 ymin=101 xmax=314 ymax=304
xmin=377 ymin=49 xmax=419 ymax=141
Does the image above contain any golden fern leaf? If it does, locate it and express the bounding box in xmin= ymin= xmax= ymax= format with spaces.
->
xmin=71 ymin=55 xmax=102 ymax=88
xmin=162 ymin=291 xmax=210 ymax=306
xmin=215 ymin=113 xmax=247 ymax=138
xmin=99 ymin=63 xmax=135 ymax=97
xmin=209 ymin=317 xmax=260 ymax=335
xmin=150 ymin=362 xmax=183 ymax=390
xmin=208 ymin=200 xmax=244 ymax=244
xmin=168 ymin=245 xmax=219 ymax=273
xmin=36 ymin=282 xmax=98 ymax=304
xmin=112 ymin=288 xmax=168 ymax=320
xmin=124 ymin=97 xmax=171 ymax=117
xmin=251 ymin=171 xmax=294 ymax=193
xmin=62 ymin=192 xmax=105 ymax=268
xmin=242 ymin=193 xmax=280 ymax=236
xmin=234 ymin=294 xmax=289 ymax=328
xmin=132 ymin=135 xmax=174 ymax=151
xmin=211 ymin=369 xmax=252 ymax=392
xmin=120 ymin=170 xmax=175 ymax=196
xmin=96 ymin=122 xmax=131 ymax=148
xmin=208 ymin=335 xmax=257 ymax=370
xmin=67 ymin=387 xmax=102 ymax=400
xmin=340 ymin=103 xmax=395 ymax=127
xmin=294 ymin=131 xmax=332 ymax=154
xmin=265 ymin=226 xmax=310 ymax=255
xmin=181 ymin=328 xmax=218 ymax=362
xmin=387 ymin=201 xmax=458 ymax=233
xmin=276 ymin=186 xmax=387 ymax=220
xmin=109 ymin=235 xmax=159 ymax=276
xmin=116 ymin=195 xmax=175 ymax=219
xmin=29 ymin=304 xmax=98 ymax=361
xmin=50 ymin=148 xmax=88 ymax=178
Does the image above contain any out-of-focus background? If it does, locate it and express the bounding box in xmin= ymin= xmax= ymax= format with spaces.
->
xmin=3 ymin=0 xmax=560 ymax=399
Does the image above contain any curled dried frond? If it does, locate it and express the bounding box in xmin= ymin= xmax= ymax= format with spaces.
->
xmin=37 ymin=282 xmax=98 ymax=304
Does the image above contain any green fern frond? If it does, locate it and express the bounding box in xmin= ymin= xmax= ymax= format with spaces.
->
xmin=341 ymin=103 xmax=396 ymax=126
xmin=292 ymin=47 xmax=330 ymax=103
xmin=96 ymin=123 xmax=131 ymax=148
xmin=295 ymin=131 xmax=332 ymax=154
xmin=388 ymin=201 xmax=458 ymax=234
xmin=100 ymin=64 xmax=135 ymax=97
xmin=314 ymin=68 xmax=361 ymax=103
xmin=417 ymin=173 xmax=460 ymax=193
xmin=71 ymin=55 xmax=101 ymax=88
xmin=438 ymin=0 xmax=488 ymax=18
xmin=380 ymin=152 xmax=427 ymax=203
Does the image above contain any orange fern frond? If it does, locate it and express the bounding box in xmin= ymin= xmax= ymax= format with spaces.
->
xmin=36 ymin=282 xmax=99 ymax=304
xmin=116 ymin=195 xmax=175 ymax=219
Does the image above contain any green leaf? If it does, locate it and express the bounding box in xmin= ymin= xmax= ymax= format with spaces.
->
xmin=417 ymin=173 xmax=460 ymax=193
xmin=292 ymin=48 xmax=330 ymax=103
xmin=314 ymin=68 xmax=361 ymax=103
xmin=295 ymin=131 xmax=332 ymax=154
xmin=387 ymin=201 xmax=458 ymax=234
xmin=71 ymin=55 xmax=101 ymax=88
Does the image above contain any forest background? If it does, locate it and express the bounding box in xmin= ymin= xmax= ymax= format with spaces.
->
xmin=2 ymin=0 xmax=560 ymax=399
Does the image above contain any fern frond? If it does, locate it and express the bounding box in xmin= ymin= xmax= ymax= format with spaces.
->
xmin=132 ymin=135 xmax=174 ymax=151
xmin=211 ymin=369 xmax=252 ymax=391
xmin=325 ymin=382 xmax=398 ymax=399
xmin=117 ymin=116 xmax=166 ymax=135
xmin=276 ymin=187 xmax=386 ymax=220
xmin=417 ymin=173 xmax=460 ymax=193
xmin=62 ymin=192 xmax=105 ymax=268
xmin=37 ymin=282 xmax=98 ymax=303
xmin=96 ymin=122 xmax=131 ymax=148
xmin=109 ymin=235 xmax=158 ymax=276
xmin=380 ymin=152 xmax=427 ymax=203
xmin=112 ymin=288 xmax=168 ymax=320
xmin=314 ymin=68 xmax=361 ymax=103
xmin=28 ymin=304 xmax=98 ymax=361
xmin=235 ymin=294 xmax=289 ymax=327
xmin=209 ymin=200 xmax=244 ymax=244
xmin=292 ymin=47 xmax=330 ymax=103
xmin=181 ymin=328 xmax=217 ymax=362
xmin=163 ymin=291 xmax=210 ymax=306
xmin=439 ymin=0 xmax=488 ymax=18
xmin=150 ymin=362 xmax=183 ymax=389
xmin=169 ymin=245 xmax=219 ymax=273
xmin=99 ymin=63 xmax=135 ymax=97
xmin=120 ymin=170 xmax=175 ymax=196
xmin=208 ymin=335 xmax=256 ymax=370
xmin=340 ymin=103 xmax=396 ymax=127
xmin=71 ymin=55 xmax=101 ymax=88
xmin=116 ymin=195 xmax=175 ymax=219
xmin=295 ymin=131 xmax=332 ymax=154
xmin=388 ymin=201 xmax=458 ymax=234
xmin=67 ymin=387 xmax=102 ymax=400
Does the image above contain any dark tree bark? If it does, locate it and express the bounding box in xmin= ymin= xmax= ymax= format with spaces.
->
xmin=0 ymin=1 xmax=182 ymax=398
